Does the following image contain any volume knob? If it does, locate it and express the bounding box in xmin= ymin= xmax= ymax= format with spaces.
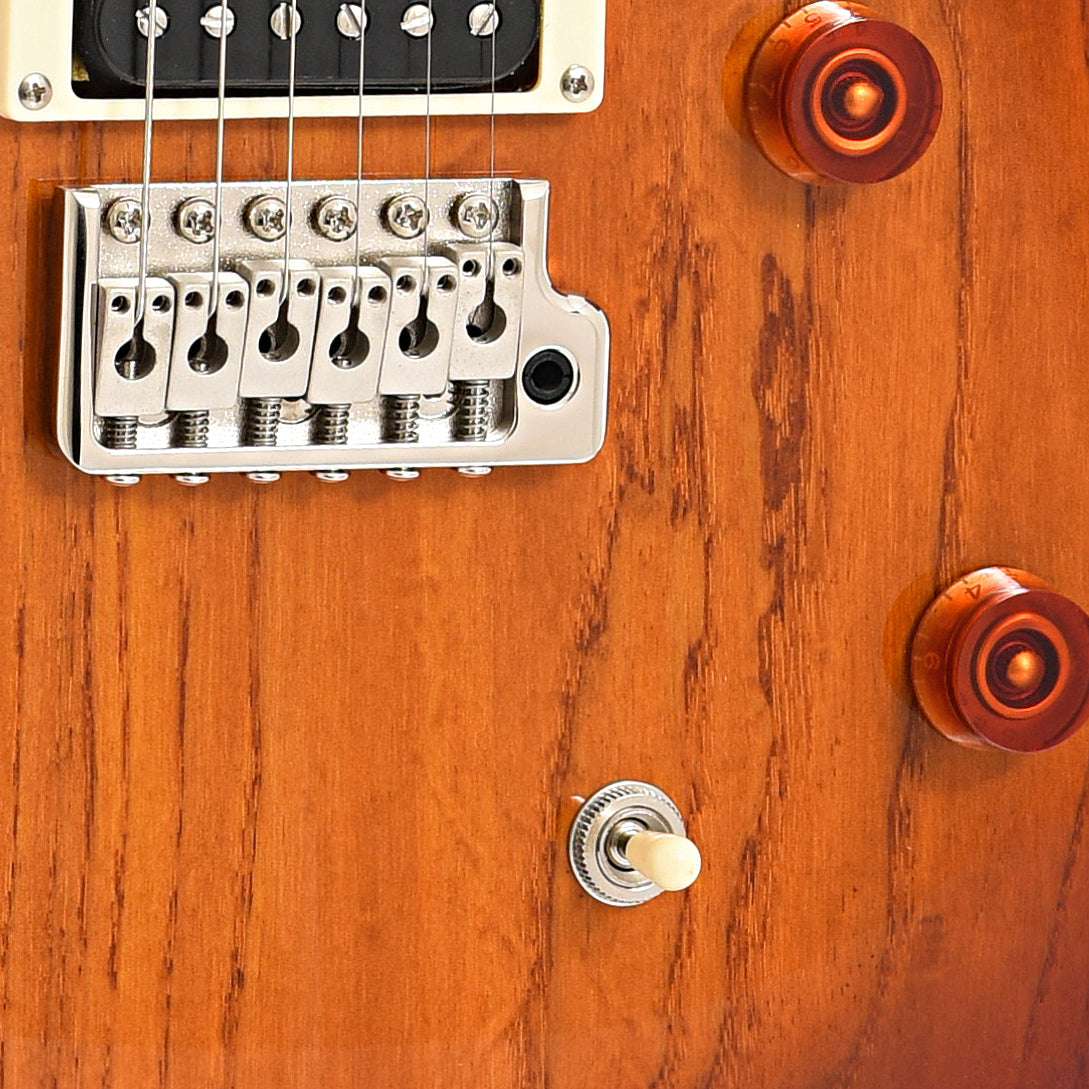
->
xmin=910 ymin=568 xmax=1089 ymax=752
xmin=744 ymin=1 xmax=942 ymax=183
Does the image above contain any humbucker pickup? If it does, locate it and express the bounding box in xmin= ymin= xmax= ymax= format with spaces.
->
xmin=55 ymin=178 xmax=610 ymax=484
xmin=0 ymin=0 xmax=605 ymax=119
xmin=76 ymin=0 xmax=540 ymax=97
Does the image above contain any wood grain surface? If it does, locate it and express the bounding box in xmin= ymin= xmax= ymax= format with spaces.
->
xmin=3 ymin=0 xmax=1089 ymax=1085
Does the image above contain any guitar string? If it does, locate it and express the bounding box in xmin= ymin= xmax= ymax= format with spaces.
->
xmin=422 ymin=0 xmax=434 ymax=299
xmin=280 ymin=0 xmax=301 ymax=305
xmin=135 ymin=0 xmax=161 ymax=327
xmin=208 ymin=0 xmax=231 ymax=321
xmin=351 ymin=2 xmax=367 ymax=311
xmin=487 ymin=1 xmax=497 ymax=282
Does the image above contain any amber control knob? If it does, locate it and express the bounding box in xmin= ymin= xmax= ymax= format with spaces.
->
xmin=744 ymin=1 xmax=942 ymax=183
xmin=910 ymin=568 xmax=1089 ymax=752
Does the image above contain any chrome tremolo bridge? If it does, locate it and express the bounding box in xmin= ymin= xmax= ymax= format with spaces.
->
xmin=56 ymin=178 xmax=609 ymax=484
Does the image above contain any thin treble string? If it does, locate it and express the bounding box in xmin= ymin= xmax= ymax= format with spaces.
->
xmin=351 ymin=3 xmax=367 ymax=309
xmin=422 ymin=0 xmax=434 ymax=296
xmin=280 ymin=0 xmax=301 ymax=305
xmin=208 ymin=0 xmax=230 ymax=320
xmin=486 ymin=2 xmax=497 ymax=281
xmin=135 ymin=0 xmax=161 ymax=326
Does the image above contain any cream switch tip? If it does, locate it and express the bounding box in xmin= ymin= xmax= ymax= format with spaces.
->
xmin=624 ymin=831 xmax=702 ymax=892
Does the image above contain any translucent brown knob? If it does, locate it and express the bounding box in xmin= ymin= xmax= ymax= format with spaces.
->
xmin=910 ymin=569 xmax=1089 ymax=752
xmin=744 ymin=1 xmax=942 ymax=183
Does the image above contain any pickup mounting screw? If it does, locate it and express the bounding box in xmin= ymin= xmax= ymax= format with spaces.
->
xmin=245 ymin=196 xmax=288 ymax=242
xmin=176 ymin=198 xmax=216 ymax=244
xmin=200 ymin=4 xmax=235 ymax=37
xmin=18 ymin=73 xmax=53 ymax=111
xmin=467 ymin=3 xmax=499 ymax=36
xmin=106 ymin=199 xmax=144 ymax=244
xmin=136 ymin=6 xmax=170 ymax=38
xmin=454 ymin=194 xmax=499 ymax=239
xmin=315 ymin=197 xmax=358 ymax=242
xmin=384 ymin=195 xmax=429 ymax=239
xmin=561 ymin=64 xmax=595 ymax=103
xmin=401 ymin=4 xmax=434 ymax=37
xmin=270 ymin=3 xmax=303 ymax=40
xmin=336 ymin=3 xmax=367 ymax=38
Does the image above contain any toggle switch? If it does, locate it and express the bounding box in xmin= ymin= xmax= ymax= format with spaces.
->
xmin=568 ymin=781 xmax=702 ymax=906
xmin=743 ymin=1 xmax=942 ymax=183
xmin=910 ymin=568 xmax=1089 ymax=752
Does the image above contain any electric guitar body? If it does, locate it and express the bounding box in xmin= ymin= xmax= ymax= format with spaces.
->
xmin=2 ymin=1 xmax=1089 ymax=1086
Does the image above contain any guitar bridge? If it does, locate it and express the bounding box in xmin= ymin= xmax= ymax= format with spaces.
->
xmin=55 ymin=178 xmax=609 ymax=484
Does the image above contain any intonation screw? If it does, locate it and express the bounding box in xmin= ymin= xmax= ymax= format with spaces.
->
xmin=200 ymin=5 xmax=236 ymax=37
xmin=454 ymin=194 xmax=499 ymax=240
xmin=314 ymin=404 xmax=351 ymax=444
xmin=386 ymin=468 xmax=421 ymax=481
xmin=458 ymin=465 xmax=493 ymax=477
xmin=400 ymin=3 xmax=434 ymax=37
xmin=314 ymin=197 xmax=358 ymax=242
xmin=467 ymin=3 xmax=500 ymax=36
xmin=244 ymin=397 xmax=282 ymax=446
xmin=561 ymin=64 xmax=595 ymax=103
xmin=245 ymin=196 xmax=288 ymax=242
xmin=174 ymin=409 xmax=210 ymax=448
xmin=101 ymin=416 xmax=138 ymax=450
xmin=453 ymin=380 xmax=491 ymax=441
xmin=106 ymin=199 xmax=144 ymax=244
xmin=136 ymin=6 xmax=170 ymax=38
xmin=314 ymin=470 xmax=351 ymax=483
xmin=175 ymin=473 xmax=211 ymax=487
xmin=176 ymin=198 xmax=216 ymax=244
xmin=383 ymin=395 xmax=421 ymax=443
xmin=336 ymin=3 xmax=367 ymax=39
xmin=384 ymin=195 xmax=429 ymax=239
xmin=270 ymin=3 xmax=303 ymax=40
xmin=18 ymin=74 xmax=52 ymax=111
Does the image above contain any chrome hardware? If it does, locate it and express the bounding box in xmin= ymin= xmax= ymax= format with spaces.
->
xmin=17 ymin=73 xmax=52 ymax=111
xmin=400 ymin=4 xmax=434 ymax=37
xmin=314 ymin=197 xmax=358 ymax=243
xmin=245 ymin=197 xmax=289 ymax=243
xmin=569 ymin=781 xmax=702 ymax=907
xmin=467 ymin=3 xmax=500 ymax=36
xmin=561 ymin=64 xmax=595 ymax=103
xmin=56 ymin=178 xmax=609 ymax=480
xmin=384 ymin=195 xmax=430 ymax=240
xmin=106 ymin=199 xmax=144 ymax=245
xmin=269 ymin=2 xmax=302 ymax=40
xmin=336 ymin=3 xmax=367 ymax=39
xmin=136 ymin=6 xmax=169 ymax=38
xmin=176 ymin=199 xmax=217 ymax=244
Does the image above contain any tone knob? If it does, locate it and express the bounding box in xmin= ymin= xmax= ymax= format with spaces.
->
xmin=568 ymin=781 xmax=702 ymax=906
xmin=910 ymin=568 xmax=1089 ymax=752
xmin=744 ymin=1 xmax=942 ymax=183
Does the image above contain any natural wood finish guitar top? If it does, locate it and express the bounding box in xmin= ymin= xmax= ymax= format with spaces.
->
xmin=2 ymin=0 xmax=1088 ymax=1085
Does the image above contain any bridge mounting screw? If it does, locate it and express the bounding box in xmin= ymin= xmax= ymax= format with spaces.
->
xmin=315 ymin=197 xmax=358 ymax=242
xmin=176 ymin=198 xmax=216 ymax=244
xmin=136 ymin=6 xmax=170 ymax=38
xmin=400 ymin=3 xmax=434 ymax=37
xmin=18 ymin=73 xmax=52 ymax=111
xmin=336 ymin=3 xmax=367 ymax=39
xmin=467 ymin=3 xmax=500 ymax=36
xmin=454 ymin=194 xmax=499 ymax=239
xmin=561 ymin=64 xmax=595 ymax=103
xmin=106 ymin=199 xmax=144 ymax=244
xmin=245 ymin=196 xmax=289 ymax=242
xmin=384 ymin=195 xmax=429 ymax=239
